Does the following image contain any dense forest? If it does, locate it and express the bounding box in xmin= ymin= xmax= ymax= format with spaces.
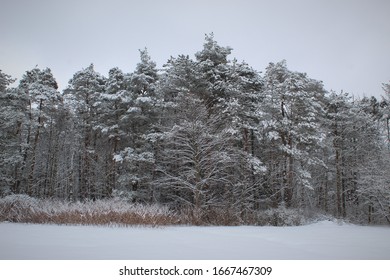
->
xmin=1 ymin=34 xmax=390 ymax=225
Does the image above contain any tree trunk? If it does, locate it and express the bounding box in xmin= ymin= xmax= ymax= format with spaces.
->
xmin=335 ymin=146 xmax=342 ymax=218
xmin=27 ymin=99 xmax=44 ymax=196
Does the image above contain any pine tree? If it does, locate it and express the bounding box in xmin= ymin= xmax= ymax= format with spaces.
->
xmin=157 ymin=36 xmax=266 ymax=220
xmin=10 ymin=68 xmax=61 ymax=197
xmin=96 ymin=67 xmax=131 ymax=196
xmin=381 ymin=81 xmax=390 ymax=144
xmin=65 ymin=64 xmax=106 ymax=200
xmin=112 ymin=50 xmax=160 ymax=202
xmin=194 ymin=33 xmax=233 ymax=108
xmin=130 ymin=48 xmax=158 ymax=96
xmin=261 ymin=60 xmax=326 ymax=208
xmin=0 ymin=71 xmax=22 ymax=196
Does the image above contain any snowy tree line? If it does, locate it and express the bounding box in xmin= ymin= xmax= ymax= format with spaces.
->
xmin=1 ymin=34 xmax=390 ymax=224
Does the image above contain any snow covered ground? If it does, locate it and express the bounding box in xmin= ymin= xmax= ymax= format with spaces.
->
xmin=1 ymin=221 xmax=389 ymax=260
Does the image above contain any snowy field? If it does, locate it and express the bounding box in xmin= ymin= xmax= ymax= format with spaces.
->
xmin=1 ymin=221 xmax=389 ymax=260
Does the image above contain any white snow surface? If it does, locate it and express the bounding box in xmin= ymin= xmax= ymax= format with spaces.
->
xmin=1 ymin=221 xmax=389 ymax=260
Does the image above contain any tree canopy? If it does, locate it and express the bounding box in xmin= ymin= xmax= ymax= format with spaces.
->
xmin=1 ymin=34 xmax=390 ymax=225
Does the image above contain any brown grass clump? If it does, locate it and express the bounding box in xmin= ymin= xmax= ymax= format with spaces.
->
xmin=0 ymin=195 xmax=307 ymax=226
xmin=0 ymin=195 xmax=179 ymax=226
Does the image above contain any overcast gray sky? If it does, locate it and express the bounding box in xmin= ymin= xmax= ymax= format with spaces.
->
xmin=1 ymin=0 xmax=389 ymax=98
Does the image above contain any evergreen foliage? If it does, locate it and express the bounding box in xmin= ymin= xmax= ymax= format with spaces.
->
xmin=1 ymin=34 xmax=389 ymax=225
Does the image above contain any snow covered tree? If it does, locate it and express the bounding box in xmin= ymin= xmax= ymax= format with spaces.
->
xmin=160 ymin=55 xmax=203 ymax=103
xmin=355 ymin=112 xmax=390 ymax=223
xmin=129 ymin=48 xmax=158 ymax=96
xmin=158 ymin=41 xmax=266 ymax=221
xmin=9 ymin=67 xmax=62 ymax=197
xmin=381 ymin=81 xmax=390 ymax=145
xmin=0 ymin=70 xmax=15 ymax=92
xmin=193 ymin=35 xmax=266 ymax=213
xmin=96 ymin=67 xmax=131 ymax=196
xmin=0 ymin=68 xmax=68 ymax=198
xmin=261 ymin=61 xmax=326 ymax=209
xmin=210 ymin=59 xmax=266 ymax=212
xmin=19 ymin=68 xmax=61 ymax=195
xmin=325 ymin=91 xmax=356 ymax=217
xmin=65 ymin=64 xmax=106 ymax=200
xmin=112 ymin=50 xmax=160 ymax=202
xmin=194 ymin=32 xmax=233 ymax=108
xmin=155 ymin=94 xmax=240 ymax=221
xmin=350 ymin=86 xmax=390 ymax=224
xmin=0 ymin=71 xmax=22 ymax=196
xmin=321 ymin=91 xmax=388 ymax=221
